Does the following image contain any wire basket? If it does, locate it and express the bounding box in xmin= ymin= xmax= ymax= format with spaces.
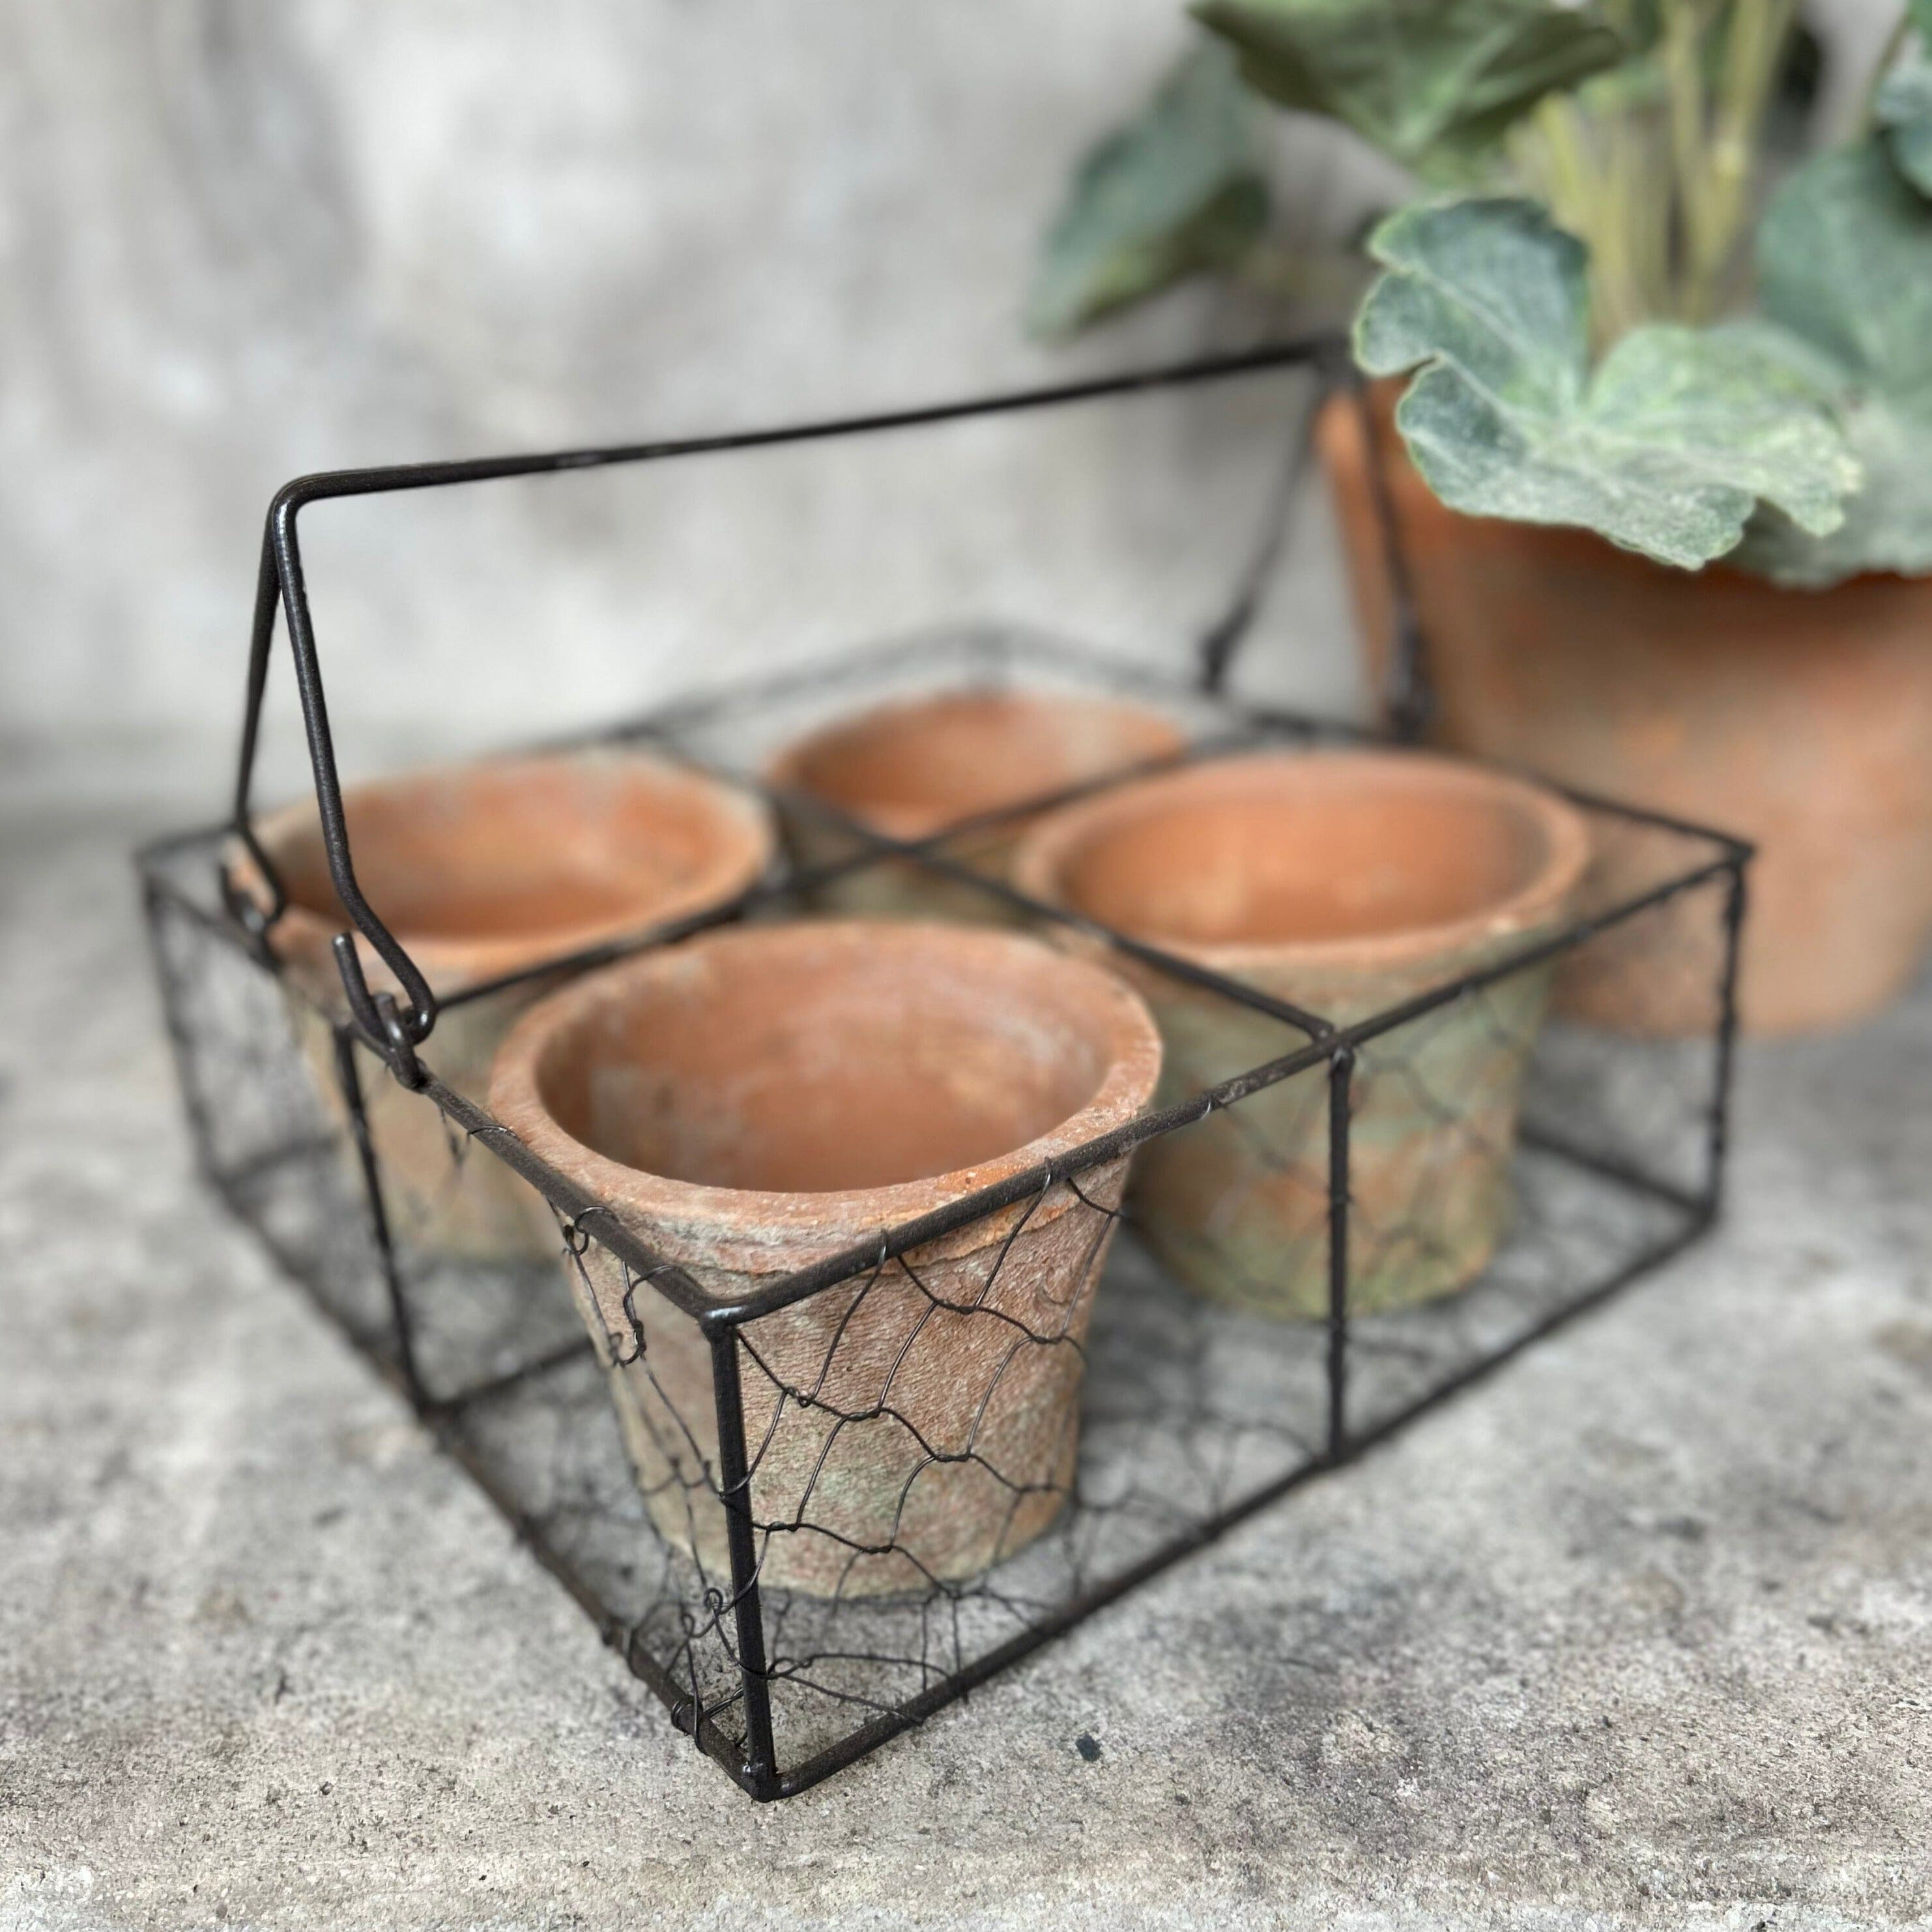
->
xmin=139 ymin=342 xmax=1748 ymax=1799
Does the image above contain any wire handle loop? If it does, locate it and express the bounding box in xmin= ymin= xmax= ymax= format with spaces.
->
xmin=328 ymin=933 xmax=427 ymax=1088
xmin=1195 ymin=336 xmax=1357 ymax=697
xmin=226 ymin=489 xmax=440 ymax=1076
xmin=221 ymin=336 xmax=1363 ymax=1080
xmin=1340 ymin=360 xmax=1434 ymax=742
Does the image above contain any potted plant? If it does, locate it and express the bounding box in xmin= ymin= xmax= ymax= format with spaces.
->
xmin=768 ymin=685 xmax=1185 ymax=921
xmin=1031 ymin=1 xmax=1932 ymax=1034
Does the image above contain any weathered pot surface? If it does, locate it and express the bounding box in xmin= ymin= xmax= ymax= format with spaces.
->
xmin=234 ymin=751 xmax=774 ymax=1258
xmin=1012 ymin=749 xmax=1589 ymax=1318
xmin=767 ymin=687 xmax=1185 ymax=921
xmin=489 ymin=919 xmax=1162 ymax=1597
xmin=1319 ymin=386 xmax=1932 ymax=1035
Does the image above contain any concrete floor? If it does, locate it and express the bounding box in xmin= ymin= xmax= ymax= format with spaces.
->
xmin=5 ymin=786 xmax=1932 ymax=1930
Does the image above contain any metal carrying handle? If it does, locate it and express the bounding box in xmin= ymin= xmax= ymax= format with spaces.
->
xmin=1192 ymin=341 xmax=1432 ymax=742
xmin=227 ymin=495 xmax=440 ymax=1086
xmin=224 ymin=336 xmax=1356 ymax=1084
xmin=1192 ymin=362 xmax=1326 ymax=697
xmin=1343 ymin=360 xmax=1434 ymax=741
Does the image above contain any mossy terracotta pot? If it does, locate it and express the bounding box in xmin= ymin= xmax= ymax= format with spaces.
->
xmin=1319 ymin=388 xmax=1932 ymax=1035
xmin=767 ymin=688 xmax=1184 ymax=920
xmin=238 ymin=751 xmax=773 ymax=1258
xmin=489 ymin=920 xmax=1162 ymax=1597
xmin=1013 ymin=750 xmax=1589 ymax=1319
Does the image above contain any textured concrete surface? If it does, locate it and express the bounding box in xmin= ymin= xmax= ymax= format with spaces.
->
xmin=10 ymin=6 xmax=1932 ymax=1922
xmin=7 ymin=783 xmax=1932 ymax=1929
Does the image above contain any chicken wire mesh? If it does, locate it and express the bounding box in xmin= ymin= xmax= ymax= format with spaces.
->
xmin=139 ymin=633 xmax=1744 ymax=1798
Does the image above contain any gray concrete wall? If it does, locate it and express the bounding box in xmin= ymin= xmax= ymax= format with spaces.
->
xmin=1 ymin=0 xmax=1901 ymax=802
xmin=0 ymin=0 xmax=1364 ymax=810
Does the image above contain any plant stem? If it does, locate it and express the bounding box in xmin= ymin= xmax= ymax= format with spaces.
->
xmin=1512 ymin=0 xmax=1800 ymax=340
xmin=1662 ymin=0 xmax=1794 ymax=323
xmin=1662 ymin=0 xmax=1714 ymax=314
xmin=1698 ymin=0 xmax=1793 ymax=317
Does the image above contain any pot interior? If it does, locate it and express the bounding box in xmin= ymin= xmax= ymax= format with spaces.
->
xmin=267 ymin=757 xmax=760 ymax=948
xmin=779 ymin=689 xmax=1182 ymax=834
xmin=532 ymin=933 xmax=1117 ymax=1194
xmin=1045 ymin=761 xmax=1563 ymax=951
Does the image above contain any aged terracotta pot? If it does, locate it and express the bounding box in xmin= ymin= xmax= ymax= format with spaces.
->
xmin=489 ymin=920 xmax=1162 ymax=1598
xmin=1319 ymin=388 xmax=1932 ymax=1035
xmin=238 ymin=751 xmax=773 ymax=1258
xmin=1013 ymin=750 xmax=1589 ymax=1318
xmin=768 ymin=687 xmax=1185 ymax=919
xmin=498 ymin=919 xmax=1159 ymax=1600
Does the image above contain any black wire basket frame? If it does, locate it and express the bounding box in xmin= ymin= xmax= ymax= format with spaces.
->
xmin=139 ymin=336 xmax=1750 ymax=1799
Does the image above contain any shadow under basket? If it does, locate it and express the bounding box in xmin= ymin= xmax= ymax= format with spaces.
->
xmin=143 ymin=344 xmax=1749 ymax=1800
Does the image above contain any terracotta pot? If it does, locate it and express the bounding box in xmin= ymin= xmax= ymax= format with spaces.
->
xmin=489 ymin=920 xmax=1162 ymax=1597
xmin=1318 ymin=388 xmax=1932 ymax=1035
xmin=1012 ymin=750 xmax=1589 ymax=1318
xmin=768 ymin=688 xmax=1185 ymax=921
xmin=237 ymin=751 xmax=773 ymax=1258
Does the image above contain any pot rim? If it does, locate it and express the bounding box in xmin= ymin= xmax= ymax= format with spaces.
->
xmin=1009 ymin=746 xmax=1592 ymax=977
xmin=488 ymin=918 xmax=1164 ymax=1279
xmin=229 ymin=749 xmax=775 ymax=996
xmin=765 ymin=685 xmax=1187 ymax=843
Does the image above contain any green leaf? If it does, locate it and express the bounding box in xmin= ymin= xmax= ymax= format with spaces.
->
xmin=1353 ymin=197 xmax=1858 ymax=569
xmin=1876 ymin=1 xmax=1932 ymax=200
xmin=1735 ymin=138 xmax=1932 ymax=584
xmin=1877 ymin=65 xmax=1932 ymax=195
xmin=1758 ymin=139 xmax=1932 ymax=401
xmin=1191 ymin=0 xmax=1627 ymax=177
xmin=1027 ymin=42 xmax=1269 ymax=338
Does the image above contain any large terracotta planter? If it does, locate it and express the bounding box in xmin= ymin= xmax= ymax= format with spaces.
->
xmin=768 ymin=688 xmax=1184 ymax=920
xmin=1318 ymin=388 xmax=1932 ymax=1035
xmin=1013 ymin=750 xmax=1589 ymax=1318
xmin=489 ymin=920 xmax=1162 ymax=1597
xmin=238 ymin=752 xmax=773 ymax=1257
